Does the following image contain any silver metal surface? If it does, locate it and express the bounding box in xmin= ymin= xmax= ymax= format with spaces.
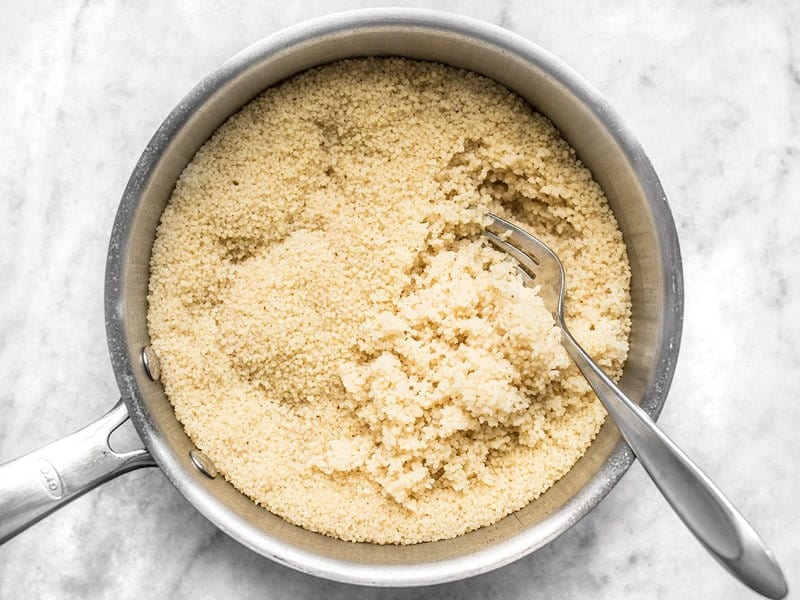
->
xmin=0 ymin=400 xmax=154 ymax=543
xmin=141 ymin=345 xmax=161 ymax=381
xmin=486 ymin=215 xmax=786 ymax=599
xmin=189 ymin=450 xmax=218 ymax=479
xmin=104 ymin=9 xmax=683 ymax=584
xmin=0 ymin=7 xmax=685 ymax=588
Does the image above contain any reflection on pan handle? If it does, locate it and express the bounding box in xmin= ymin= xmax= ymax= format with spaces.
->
xmin=0 ymin=400 xmax=155 ymax=544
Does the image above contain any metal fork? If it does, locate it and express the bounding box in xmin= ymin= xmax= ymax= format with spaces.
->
xmin=484 ymin=213 xmax=787 ymax=599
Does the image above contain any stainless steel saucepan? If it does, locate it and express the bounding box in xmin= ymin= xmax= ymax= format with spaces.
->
xmin=0 ymin=9 xmax=683 ymax=586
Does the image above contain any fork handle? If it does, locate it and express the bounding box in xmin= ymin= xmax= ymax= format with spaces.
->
xmin=560 ymin=329 xmax=787 ymax=599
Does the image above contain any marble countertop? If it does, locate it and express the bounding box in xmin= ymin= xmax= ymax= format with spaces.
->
xmin=1 ymin=1 xmax=798 ymax=598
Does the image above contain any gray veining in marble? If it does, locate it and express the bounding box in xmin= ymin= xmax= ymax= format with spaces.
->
xmin=1 ymin=1 xmax=798 ymax=598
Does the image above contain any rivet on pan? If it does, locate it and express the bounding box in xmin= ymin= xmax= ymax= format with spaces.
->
xmin=189 ymin=449 xmax=218 ymax=479
xmin=141 ymin=346 xmax=161 ymax=381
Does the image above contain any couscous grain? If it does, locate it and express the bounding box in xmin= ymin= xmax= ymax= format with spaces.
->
xmin=147 ymin=58 xmax=631 ymax=544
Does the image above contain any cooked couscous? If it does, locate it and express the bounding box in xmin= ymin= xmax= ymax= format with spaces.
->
xmin=147 ymin=58 xmax=631 ymax=543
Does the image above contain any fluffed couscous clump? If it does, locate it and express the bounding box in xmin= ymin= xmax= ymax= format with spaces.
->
xmin=147 ymin=58 xmax=631 ymax=544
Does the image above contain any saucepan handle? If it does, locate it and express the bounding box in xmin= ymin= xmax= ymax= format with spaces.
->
xmin=0 ymin=399 xmax=155 ymax=543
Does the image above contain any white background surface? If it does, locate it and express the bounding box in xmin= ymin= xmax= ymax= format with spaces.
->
xmin=1 ymin=2 xmax=798 ymax=598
